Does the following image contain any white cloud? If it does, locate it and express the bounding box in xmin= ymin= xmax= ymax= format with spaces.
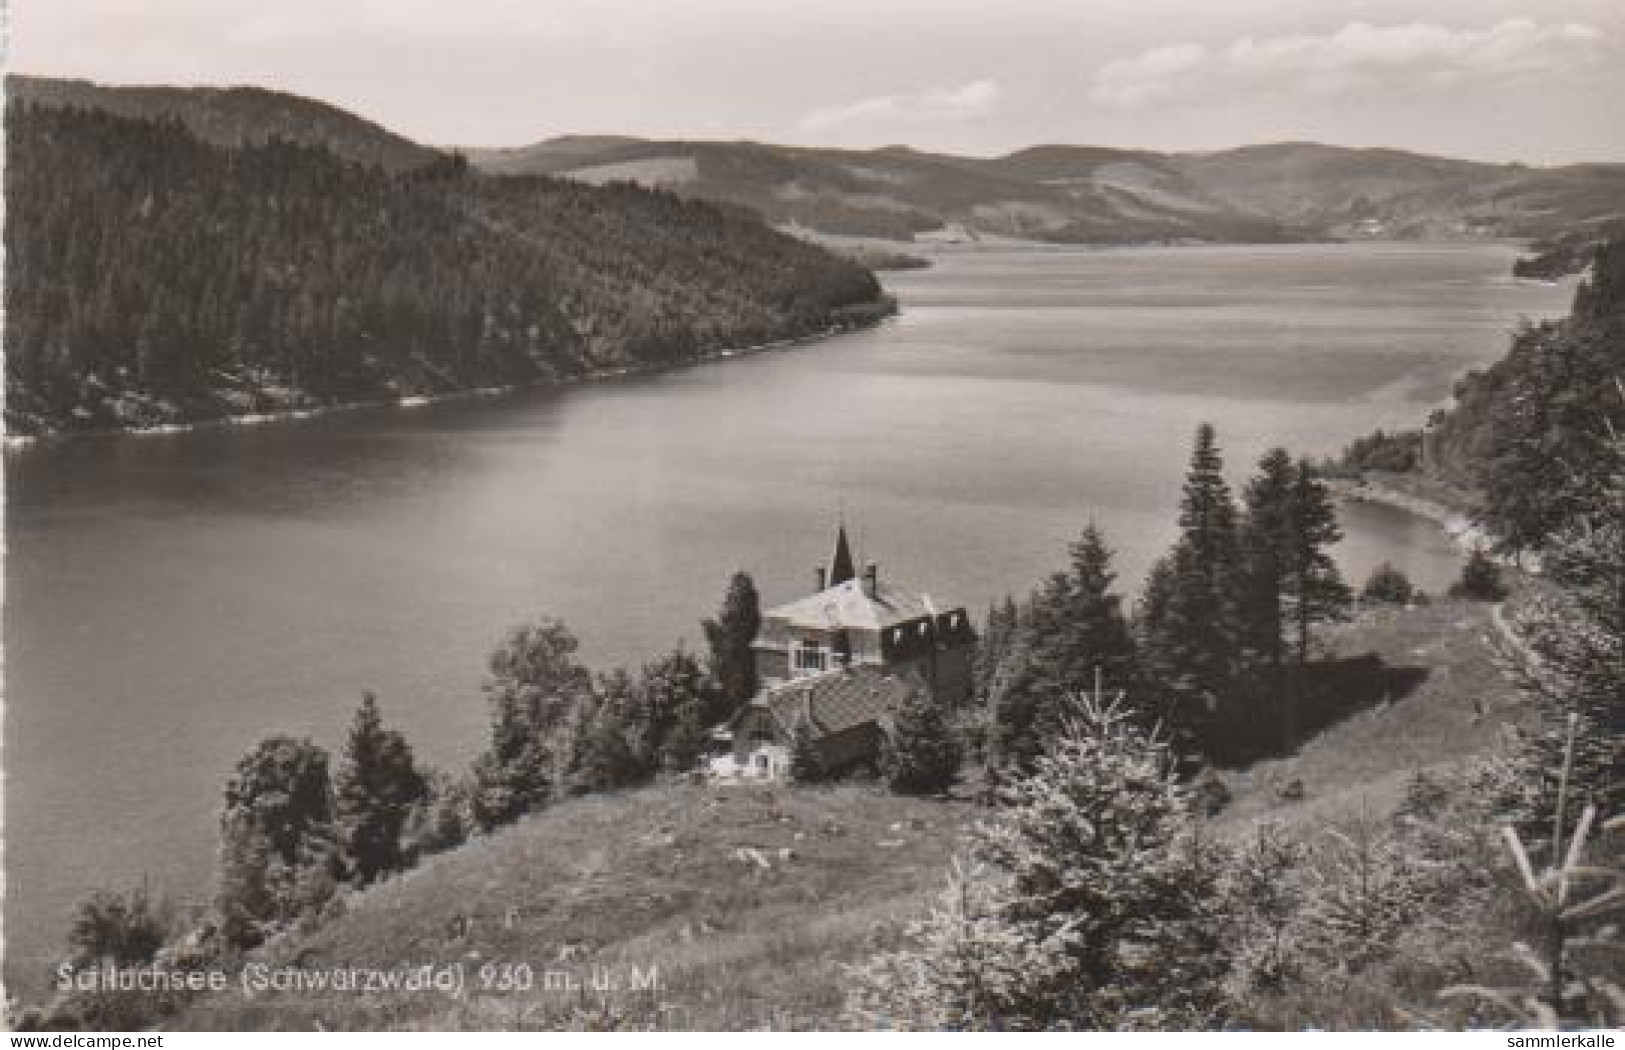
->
xmin=1092 ymin=43 xmax=1210 ymax=106
xmin=798 ymin=78 xmax=1001 ymax=132
xmin=1092 ymin=19 xmax=1607 ymax=107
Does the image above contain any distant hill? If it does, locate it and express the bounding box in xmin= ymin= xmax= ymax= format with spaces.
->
xmin=469 ymin=135 xmax=1625 ymax=245
xmin=4 ymin=95 xmax=889 ymax=436
xmin=8 ymin=75 xmax=441 ymax=172
xmin=20 ymin=75 xmax=1618 ymax=245
xmin=467 ymin=137 xmax=1305 ymax=244
xmin=1174 ymin=142 xmax=1625 ymax=240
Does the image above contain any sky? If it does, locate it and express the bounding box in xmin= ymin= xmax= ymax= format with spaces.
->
xmin=8 ymin=0 xmax=1624 ymax=163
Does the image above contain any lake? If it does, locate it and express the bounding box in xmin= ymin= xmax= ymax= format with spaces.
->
xmin=2 ymin=242 xmax=1574 ymax=995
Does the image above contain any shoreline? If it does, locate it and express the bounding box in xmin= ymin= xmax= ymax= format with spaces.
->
xmin=1328 ymin=472 xmax=1537 ymax=572
xmin=1328 ymin=474 xmax=1487 ymax=554
xmin=2 ymin=309 xmax=893 ymax=450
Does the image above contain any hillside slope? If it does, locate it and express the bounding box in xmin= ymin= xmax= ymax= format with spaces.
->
xmin=1175 ymin=143 xmax=1625 ymax=240
xmin=154 ymin=596 xmax=1530 ymax=1032
xmin=4 ymin=101 xmax=888 ymax=436
xmin=22 ymin=76 xmax=1619 ymax=246
xmin=174 ymin=786 xmax=981 ymax=1030
xmin=471 ymin=135 xmax=1625 ymax=244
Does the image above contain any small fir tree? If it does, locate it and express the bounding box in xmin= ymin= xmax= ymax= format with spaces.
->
xmin=1236 ymin=448 xmax=1298 ymax=753
xmin=848 ymin=696 xmax=1233 ymax=1030
xmin=66 ymin=887 xmax=165 ymax=969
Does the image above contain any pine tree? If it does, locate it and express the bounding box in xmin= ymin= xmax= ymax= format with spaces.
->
xmin=334 ymin=693 xmax=428 ymax=884
xmin=1237 ymin=448 xmax=1298 ymax=753
xmin=973 ymin=596 xmax=1020 ymax=704
xmin=703 ymin=572 xmax=762 ymax=720
xmin=1505 ymin=414 xmax=1624 ymax=818
xmin=881 ymin=691 xmax=965 ymax=795
xmin=1285 ymin=460 xmax=1351 ymax=683
xmin=1141 ymin=424 xmax=1245 ymax=761
xmin=996 ymin=525 xmax=1138 ymax=769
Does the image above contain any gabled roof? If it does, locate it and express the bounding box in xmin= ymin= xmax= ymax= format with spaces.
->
xmin=764 ymin=576 xmax=958 ymax=632
xmin=742 ymin=664 xmax=924 ymax=738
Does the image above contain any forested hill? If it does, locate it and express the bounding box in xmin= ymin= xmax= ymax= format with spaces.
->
xmin=3 ymin=102 xmax=888 ymax=436
xmin=1424 ymin=237 xmax=1625 ymax=551
xmin=8 ymin=75 xmax=439 ymax=172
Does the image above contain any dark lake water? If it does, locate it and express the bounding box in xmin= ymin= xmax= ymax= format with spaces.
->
xmin=2 ymin=242 xmax=1574 ymax=994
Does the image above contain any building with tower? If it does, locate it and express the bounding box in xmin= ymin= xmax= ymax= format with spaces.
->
xmin=720 ymin=525 xmax=975 ymax=779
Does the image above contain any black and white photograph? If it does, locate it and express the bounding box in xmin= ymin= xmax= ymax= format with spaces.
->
xmin=1 ymin=0 xmax=1621 ymax=1035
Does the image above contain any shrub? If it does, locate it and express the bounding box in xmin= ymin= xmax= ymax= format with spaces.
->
xmin=569 ymin=706 xmax=643 ymax=793
xmin=1223 ymin=822 xmax=1306 ymax=995
xmin=471 ymin=620 xmax=593 ymax=830
xmin=1449 ymin=549 xmax=1507 ymax=601
xmin=401 ymin=772 xmax=472 ymax=861
xmin=879 ymin=692 xmax=964 ymax=796
xmin=215 ymin=735 xmax=340 ymax=949
xmin=65 ymin=887 xmax=165 ymax=969
xmin=1337 ymin=429 xmax=1423 ymax=474
xmin=788 ymin=719 xmax=829 ymax=785
xmin=1362 ymin=562 xmax=1419 ymax=605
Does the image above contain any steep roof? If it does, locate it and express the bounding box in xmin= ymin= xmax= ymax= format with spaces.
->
xmin=745 ymin=665 xmax=923 ymax=738
xmin=764 ymin=576 xmax=957 ymax=632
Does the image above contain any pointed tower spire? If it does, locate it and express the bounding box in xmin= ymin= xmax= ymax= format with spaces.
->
xmin=828 ymin=522 xmax=856 ymax=587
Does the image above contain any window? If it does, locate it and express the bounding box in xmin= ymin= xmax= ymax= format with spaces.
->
xmin=793 ymin=641 xmax=827 ymax=675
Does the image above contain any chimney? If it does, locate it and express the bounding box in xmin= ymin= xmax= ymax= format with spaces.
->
xmin=815 ymin=566 xmax=827 ymax=592
xmin=862 ymin=562 xmax=878 ymax=599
